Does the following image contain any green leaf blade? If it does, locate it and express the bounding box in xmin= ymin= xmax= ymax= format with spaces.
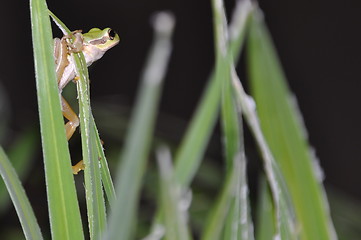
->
xmin=92 ymin=118 xmax=116 ymax=204
xmin=0 ymin=129 xmax=38 ymax=214
xmin=74 ymin=52 xmax=107 ymax=239
xmin=104 ymin=12 xmax=174 ymax=240
xmin=30 ymin=3 xmax=84 ymax=240
xmin=247 ymin=11 xmax=337 ymax=240
xmin=49 ymin=11 xmax=109 ymax=238
xmin=201 ymin=1 xmax=255 ymax=240
xmin=0 ymin=147 xmax=43 ymax=240
xmin=255 ymin=177 xmax=275 ymax=240
xmin=157 ymin=146 xmax=192 ymax=240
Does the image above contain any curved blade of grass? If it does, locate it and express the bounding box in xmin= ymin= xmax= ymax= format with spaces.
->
xmin=104 ymin=12 xmax=174 ymax=240
xmin=228 ymin=0 xmax=253 ymax=64
xmin=172 ymin=0 xmax=232 ymax=231
xmin=230 ymin=8 xmax=297 ymax=239
xmin=148 ymin=1 xmax=252 ymax=234
xmin=156 ymin=146 xmax=192 ymax=240
xmin=201 ymin=1 xmax=254 ymax=240
xmin=232 ymin=65 xmax=297 ymax=239
xmin=256 ymin=176 xmax=297 ymax=240
xmin=173 ymin=0 xmax=226 ymax=186
xmin=255 ymin=177 xmax=275 ymax=240
xmin=92 ymin=117 xmax=116 ymax=204
xmin=229 ymin=9 xmax=298 ymax=238
xmin=201 ymin=155 xmax=240 ymax=240
xmin=0 ymin=128 xmax=38 ymax=214
xmin=221 ymin=58 xmax=240 ymax=171
xmin=50 ymin=9 xmax=111 ymax=240
xmin=49 ymin=11 xmax=108 ymax=238
xmin=247 ymin=10 xmax=337 ymax=240
xmin=30 ymin=2 xmax=84 ymax=239
xmin=328 ymin=189 xmax=361 ymax=239
xmin=223 ymin=158 xmax=254 ymax=240
xmin=174 ymin=0 xmax=253 ymax=189
xmin=222 ymin=21 xmax=254 ymax=240
xmin=75 ymin=51 xmax=107 ymax=239
xmin=0 ymin=146 xmax=43 ymax=240
xmin=225 ymin=5 xmax=255 ymax=239
xmin=222 ymin=50 xmax=254 ymax=240
xmin=173 ymin=57 xmax=222 ymax=187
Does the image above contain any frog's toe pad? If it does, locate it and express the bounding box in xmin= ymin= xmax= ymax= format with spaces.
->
xmin=72 ymin=160 xmax=85 ymax=175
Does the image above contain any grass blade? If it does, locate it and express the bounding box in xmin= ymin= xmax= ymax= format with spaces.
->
xmin=92 ymin=117 xmax=116 ymax=204
xmin=247 ymin=10 xmax=337 ymax=240
xmin=228 ymin=0 xmax=253 ymax=63
xmin=104 ymin=12 xmax=174 ymax=240
xmin=328 ymin=189 xmax=361 ymax=239
xmin=255 ymin=175 xmax=298 ymax=240
xmin=223 ymin=158 xmax=254 ymax=240
xmin=202 ymin=1 xmax=254 ymax=240
xmin=156 ymin=146 xmax=192 ymax=240
xmin=30 ymin=2 xmax=84 ymax=239
xmin=232 ymin=65 xmax=297 ymax=239
xmin=49 ymin=11 xmax=109 ymax=238
xmin=229 ymin=7 xmax=298 ymax=239
xmin=173 ymin=0 xmax=229 ymax=188
xmin=255 ymin=177 xmax=275 ymax=240
xmin=75 ymin=49 xmax=107 ymax=239
xmin=0 ymin=129 xmax=38 ymax=214
xmin=201 ymin=156 xmax=239 ymax=240
xmin=174 ymin=66 xmax=222 ymax=187
xmin=173 ymin=0 xmax=253 ymax=189
xmin=0 ymin=146 xmax=43 ymax=240
xmin=173 ymin=62 xmax=222 ymax=187
xmin=220 ymin=56 xmax=240 ymax=171
xmin=224 ymin=7 xmax=255 ymax=239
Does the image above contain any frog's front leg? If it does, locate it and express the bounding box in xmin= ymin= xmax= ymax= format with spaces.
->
xmin=54 ymin=37 xmax=80 ymax=140
xmin=65 ymin=30 xmax=84 ymax=53
xmin=54 ymin=37 xmax=69 ymax=83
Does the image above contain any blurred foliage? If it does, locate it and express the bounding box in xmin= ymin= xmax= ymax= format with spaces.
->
xmin=0 ymin=0 xmax=359 ymax=239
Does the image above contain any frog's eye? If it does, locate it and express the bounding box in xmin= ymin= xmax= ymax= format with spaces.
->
xmin=108 ymin=29 xmax=116 ymax=40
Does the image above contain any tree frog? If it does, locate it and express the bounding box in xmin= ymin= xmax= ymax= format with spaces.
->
xmin=53 ymin=28 xmax=120 ymax=174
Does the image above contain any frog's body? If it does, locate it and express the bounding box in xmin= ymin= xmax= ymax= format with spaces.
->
xmin=53 ymin=28 xmax=120 ymax=174
xmin=55 ymin=28 xmax=120 ymax=90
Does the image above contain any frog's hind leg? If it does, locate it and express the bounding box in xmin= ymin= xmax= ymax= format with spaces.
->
xmin=61 ymin=96 xmax=79 ymax=140
xmin=61 ymin=96 xmax=84 ymax=174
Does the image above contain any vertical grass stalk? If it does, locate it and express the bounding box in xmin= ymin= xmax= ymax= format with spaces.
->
xmin=104 ymin=12 xmax=174 ymax=240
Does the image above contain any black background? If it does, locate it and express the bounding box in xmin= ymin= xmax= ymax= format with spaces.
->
xmin=0 ymin=0 xmax=360 ymax=218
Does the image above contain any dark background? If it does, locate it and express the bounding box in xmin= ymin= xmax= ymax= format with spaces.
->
xmin=0 ymin=0 xmax=360 ymax=229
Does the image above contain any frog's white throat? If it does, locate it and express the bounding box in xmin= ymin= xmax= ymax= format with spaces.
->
xmin=82 ymin=45 xmax=107 ymax=66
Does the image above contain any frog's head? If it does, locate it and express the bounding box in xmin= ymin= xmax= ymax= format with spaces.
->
xmin=83 ymin=27 xmax=120 ymax=52
xmin=82 ymin=28 xmax=120 ymax=65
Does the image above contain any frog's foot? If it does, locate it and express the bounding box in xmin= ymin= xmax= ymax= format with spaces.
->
xmin=73 ymin=76 xmax=80 ymax=82
xmin=63 ymin=30 xmax=84 ymax=53
xmin=72 ymin=160 xmax=85 ymax=175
